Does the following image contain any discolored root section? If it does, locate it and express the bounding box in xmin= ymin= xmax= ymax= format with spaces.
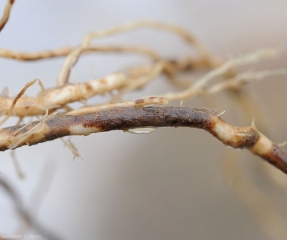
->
xmin=0 ymin=105 xmax=286 ymax=174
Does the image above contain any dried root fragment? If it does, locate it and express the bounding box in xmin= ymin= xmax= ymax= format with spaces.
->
xmin=0 ymin=106 xmax=286 ymax=175
xmin=0 ymin=0 xmax=14 ymax=31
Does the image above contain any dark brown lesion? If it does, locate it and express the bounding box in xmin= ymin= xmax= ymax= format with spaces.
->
xmin=44 ymin=116 xmax=72 ymax=141
xmin=237 ymin=128 xmax=259 ymax=148
xmin=79 ymin=107 xmax=214 ymax=132
xmin=134 ymin=99 xmax=145 ymax=105
xmin=261 ymin=144 xmax=287 ymax=174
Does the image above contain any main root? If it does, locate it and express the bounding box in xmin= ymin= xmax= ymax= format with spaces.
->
xmin=0 ymin=103 xmax=286 ymax=174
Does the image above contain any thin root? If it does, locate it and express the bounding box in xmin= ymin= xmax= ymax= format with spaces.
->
xmin=0 ymin=78 xmax=45 ymax=126
xmin=0 ymin=0 xmax=15 ymax=31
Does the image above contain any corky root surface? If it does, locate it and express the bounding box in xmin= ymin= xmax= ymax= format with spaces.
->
xmin=0 ymin=106 xmax=286 ymax=174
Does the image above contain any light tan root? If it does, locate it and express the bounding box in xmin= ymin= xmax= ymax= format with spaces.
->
xmin=206 ymin=69 xmax=286 ymax=94
xmin=56 ymin=45 xmax=161 ymax=86
xmin=67 ymin=96 xmax=168 ymax=115
xmin=0 ymin=72 xmax=129 ymax=117
xmin=110 ymin=61 xmax=164 ymax=102
xmin=0 ymin=78 xmax=45 ymax=126
xmin=60 ymin=137 xmax=83 ymax=160
xmin=0 ymin=0 xmax=15 ymax=31
xmin=10 ymin=150 xmax=25 ymax=179
xmin=0 ymin=46 xmax=73 ymax=60
xmin=81 ymin=20 xmax=220 ymax=66
xmin=0 ymin=48 xmax=282 ymax=133
xmin=161 ymin=48 xmax=279 ymax=101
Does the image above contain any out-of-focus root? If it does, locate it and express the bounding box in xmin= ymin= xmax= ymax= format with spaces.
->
xmin=206 ymin=69 xmax=286 ymax=94
xmin=161 ymin=48 xmax=279 ymax=101
xmin=0 ymin=46 xmax=73 ymax=60
xmin=10 ymin=149 xmax=24 ymax=179
xmin=82 ymin=20 xmax=207 ymax=56
xmin=60 ymin=137 xmax=83 ymax=160
xmin=222 ymin=149 xmax=287 ymax=240
xmin=0 ymin=0 xmax=15 ymax=31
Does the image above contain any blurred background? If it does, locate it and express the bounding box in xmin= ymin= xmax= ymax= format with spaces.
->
xmin=1 ymin=0 xmax=287 ymax=239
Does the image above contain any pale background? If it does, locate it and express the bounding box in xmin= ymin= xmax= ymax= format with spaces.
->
xmin=1 ymin=0 xmax=287 ymax=240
